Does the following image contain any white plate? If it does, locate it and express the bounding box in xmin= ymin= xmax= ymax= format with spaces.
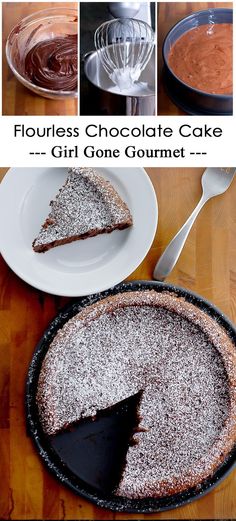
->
xmin=0 ymin=167 xmax=158 ymax=296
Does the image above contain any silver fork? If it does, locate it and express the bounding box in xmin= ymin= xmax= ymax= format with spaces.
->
xmin=153 ymin=168 xmax=235 ymax=282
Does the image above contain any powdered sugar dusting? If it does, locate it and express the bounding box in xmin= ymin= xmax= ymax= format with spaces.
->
xmin=36 ymin=290 xmax=236 ymax=498
xmin=33 ymin=167 xmax=132 ymax=249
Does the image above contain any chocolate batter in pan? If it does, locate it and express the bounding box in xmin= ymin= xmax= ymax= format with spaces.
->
xmin=168 ymin=24 xmax=232 ymax=95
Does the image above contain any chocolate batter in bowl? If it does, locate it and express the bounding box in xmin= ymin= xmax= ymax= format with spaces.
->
xmin=6 ymin=8 xmax=78 ymax=99
xmin=162 ymin=8 xmax=233 ymax=115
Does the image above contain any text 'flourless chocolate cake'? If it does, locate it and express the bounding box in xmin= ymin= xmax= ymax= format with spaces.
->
xmin=36 ymin=290 xmax=236 ymax=498
xmin=33 ymin=167 xmax=133 ymax=252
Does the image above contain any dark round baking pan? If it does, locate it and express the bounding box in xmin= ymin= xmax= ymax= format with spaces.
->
xmin=162 ymin=8 xmax=233 ymax=115
xmin=26 ymin=280 xmax=236 ymax=513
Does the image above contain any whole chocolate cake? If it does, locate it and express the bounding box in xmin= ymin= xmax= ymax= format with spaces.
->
xmin=33 ymin=167 xmax=133 ymax=252
xmin=36 ymin=290 xmax=236 ymax=498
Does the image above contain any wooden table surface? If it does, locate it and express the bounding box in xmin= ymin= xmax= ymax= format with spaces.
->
xmin=2 ymin=2 xmax=78 ymax=116
xmin=158 ymin=2 xmax=233 ymax=115
xmin=0 ymin=167 xmax=236 ymax=520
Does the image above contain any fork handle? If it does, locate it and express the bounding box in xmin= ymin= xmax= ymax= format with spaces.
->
xmin=153 ymin=194 xmax=208 ymax=281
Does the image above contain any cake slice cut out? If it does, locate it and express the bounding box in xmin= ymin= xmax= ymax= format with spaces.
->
xmin=51 ymin=392 xmax=143 ymax=494
xmin=32 ymin=167 xmax=133 ymax=252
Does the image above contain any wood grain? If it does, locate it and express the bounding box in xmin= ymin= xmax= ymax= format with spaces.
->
xmin=2 ymin=3 xmax=78 ymax=116
xmin=0 ymin=166 xmax=236 ymax=519
xmin=158 ymin=2 xmax=233 ymax=115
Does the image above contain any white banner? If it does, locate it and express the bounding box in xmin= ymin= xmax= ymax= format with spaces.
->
xmin=0 ymin=115 xmax=235 ymax=167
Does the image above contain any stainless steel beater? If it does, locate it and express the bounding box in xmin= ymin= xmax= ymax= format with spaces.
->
xmin=94 ymin=18 xmax=154 ymax=90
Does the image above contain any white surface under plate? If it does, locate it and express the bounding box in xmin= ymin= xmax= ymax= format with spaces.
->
xmin=0 ymin=167 xmax=158 ymax=296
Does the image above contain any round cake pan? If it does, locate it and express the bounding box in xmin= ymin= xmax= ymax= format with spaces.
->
xmin=26 ymin=281 xmax=236 ymax=513
xmin=162 ymin=8 xmax=233 ymax=115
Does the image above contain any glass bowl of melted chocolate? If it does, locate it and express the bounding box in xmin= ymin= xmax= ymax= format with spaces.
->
xmin=6 ymin=7 xmax=78 ymax=99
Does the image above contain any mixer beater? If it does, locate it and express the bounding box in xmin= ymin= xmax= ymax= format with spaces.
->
xmin=94 ymin=18 xmax=154 ymax=90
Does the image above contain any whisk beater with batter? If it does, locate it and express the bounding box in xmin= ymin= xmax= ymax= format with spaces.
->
xmin=94 ymin=18 xmax=154 ymax=90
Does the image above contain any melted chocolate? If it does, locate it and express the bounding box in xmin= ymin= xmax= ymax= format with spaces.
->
xmin=24 ymin=34 xmax=77 ymax=91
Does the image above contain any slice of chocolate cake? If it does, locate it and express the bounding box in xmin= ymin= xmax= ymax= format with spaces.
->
xmin=36 ymin=290 xmax=236 ymax=499
xmin=33 ymin=168 xmax=133 ymax=252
